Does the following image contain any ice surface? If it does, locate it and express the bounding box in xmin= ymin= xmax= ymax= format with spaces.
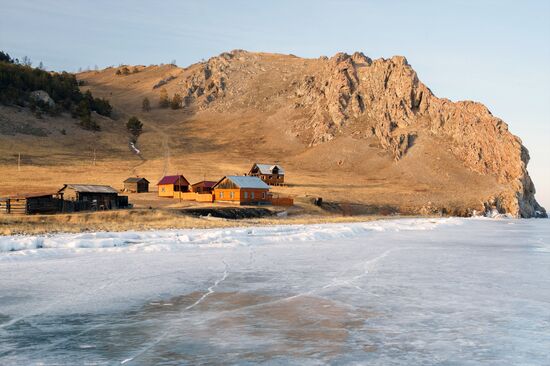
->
xmin=0 ymin=218 xmax=549 ymax=365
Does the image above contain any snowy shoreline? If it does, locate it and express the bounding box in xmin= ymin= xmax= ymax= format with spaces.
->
xmin=0 ymin=217 xmax=466 ymax=255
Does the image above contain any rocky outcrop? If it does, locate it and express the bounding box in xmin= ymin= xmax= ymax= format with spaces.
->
xmin=289 ymin=52 xmax=545 ymax=217
xmin=177 ymin=53 xmax=230 ymax=108
xmin=170 ymin=50 xmax=546 ymax=218
xmin=153 ymin=75 xmax=177 ymax=89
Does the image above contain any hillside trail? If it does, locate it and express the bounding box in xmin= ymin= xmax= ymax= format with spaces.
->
xmin=116 ymin=106 xmax=173 ymax=178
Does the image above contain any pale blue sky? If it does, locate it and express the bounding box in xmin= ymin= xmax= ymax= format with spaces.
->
xmin=2 ymin=0 xmax=549 ymax=208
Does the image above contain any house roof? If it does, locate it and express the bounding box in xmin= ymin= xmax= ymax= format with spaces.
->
xmin=191 ymin=180 xmax=217 ymax=188
xmin=215 ymin=175 xmax=270 ymax=189
xmin=157 ymin=175 xmax=189 ymax=185
xmin=252 ymin=163 xmax=285 ymax=175
xmin=60 ymin=184 xmax=118 ymax=194
xmin=5 ymin=192 xmax=57 ymax=199
xmin=124 ymin=177 xmax=149 ymax=183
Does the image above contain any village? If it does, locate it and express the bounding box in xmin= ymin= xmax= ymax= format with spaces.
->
xmin=0 ymin=163 xmax=293 ymax=215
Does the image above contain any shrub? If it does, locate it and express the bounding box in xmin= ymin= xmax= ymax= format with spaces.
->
xmin=170 ymin=93 xmax=182 ymax=109
xmin=142 ymin=97 xmax=151 ymax=112
xmin=80 ymin=114 xmax=100 ymax=131
xmin=92 ymin=97 xmax=112 ymax=117
xmin=158 ymin=88 xmax=170 ymax=108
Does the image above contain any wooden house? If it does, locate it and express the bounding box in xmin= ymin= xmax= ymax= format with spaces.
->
xmin=157 ymin=175 xmax=190 ymax=197
xmin=248 ymin=163 xmax=285 ymax=185
xmin=191 ymin=180 xmax=217 ymax=194
xmin=124 ymin=177 xmax=150 ymax=193
xmin=0 ymin=193 xmax=62 ymax=215
xmin=58 ymin=184 xmax=126 ymax=211
xmin=213 ymin=176 xmax=270 ymax=205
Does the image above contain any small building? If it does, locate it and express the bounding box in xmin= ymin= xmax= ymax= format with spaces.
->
xmin=248 ymin=163 xmax=285 ymax=185
xmin=0 ymin=193 xmax=62 ymax=215
xmin=124 ymin=177 xmax=150 ymax=193
xmin=58 ymin=184 xmax=126 ymax=211
xmin=157 ymin=175 xmax=190 ymax=197
xmin=213 ymin=176 xmax=270 ymax=205
xmin=191 ymin=180 xmax=217 ymax=194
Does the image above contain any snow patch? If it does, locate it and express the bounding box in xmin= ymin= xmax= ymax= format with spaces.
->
xmin=129 ymin=142 xmax=140 ymax=154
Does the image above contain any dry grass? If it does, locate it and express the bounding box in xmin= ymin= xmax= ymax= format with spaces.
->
xmin=0 ymin=207 xmax=398 ymax=236
xmin=0 ymin=60 xmax=502 ymax=236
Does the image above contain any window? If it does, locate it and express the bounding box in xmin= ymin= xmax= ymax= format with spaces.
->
xmin=161 ymin=187 xmax=165 ymax=192
xmin=262 ymin=192 xmax=266 ymax=199
xmin=251 ymin=192 xmax=255 ymax=200
xmin=244 ymin=192 xmax=248 ymax=199
xmin=230 ymin=191 xmax=234 ymax=199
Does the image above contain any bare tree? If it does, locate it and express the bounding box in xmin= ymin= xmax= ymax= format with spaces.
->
xmin=21 ymin=56 xmax=32 ymax=67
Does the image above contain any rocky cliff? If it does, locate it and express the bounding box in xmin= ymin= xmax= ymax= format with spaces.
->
xmin=166 ymin=50 xmax=545 ymax=218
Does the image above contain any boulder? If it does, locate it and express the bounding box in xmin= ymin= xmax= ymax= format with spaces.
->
xmin=30 ymin=90 xmax=55 ymax=107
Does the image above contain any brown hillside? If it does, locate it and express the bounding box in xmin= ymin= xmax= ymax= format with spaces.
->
xmin=0 ymin=50 xmax=545 ymax=217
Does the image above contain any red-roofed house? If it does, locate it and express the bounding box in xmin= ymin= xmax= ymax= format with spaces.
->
xmin=157 ymin=175 xmax=190 ymax=197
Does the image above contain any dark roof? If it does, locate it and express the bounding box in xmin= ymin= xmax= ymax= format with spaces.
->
xmin=157 ymin=175 xmax=189 ymax=185
xmin=191 ymin=180 xmax=217 ymax=188
xmin=59 ymin=184 xmax=118 ymax=194
xmin=251 ymin=163 xmax=285 ymax=175
xmin=124 ymin=177 xmax=149 ymax=183
xmin=214 ymin=176 xmax=270 ymax=190
xmin=5 ymin=192 xmax=57 ymax=199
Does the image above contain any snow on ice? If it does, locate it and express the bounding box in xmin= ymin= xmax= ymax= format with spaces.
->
xmin=0 ymin=218 xmax=549 ymax=365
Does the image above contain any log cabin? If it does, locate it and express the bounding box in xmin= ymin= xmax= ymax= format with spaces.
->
xmin=248 ymin=163 xmax=285 ymax=185
xmin=213 ymin=176 xmax=270 ymax=205
xmin=157 ymin=175 xmax=190 ymax=197
xmin=58 ymin=184 xmax=126 ymax=211
xmin=124 ymin=177 xmax=150 ymax=193
xmin=0 ymin=193 xmax=62 ymax=215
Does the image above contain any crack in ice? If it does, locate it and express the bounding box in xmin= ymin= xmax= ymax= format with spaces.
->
xmin=119 ymin=261 xmax=230 ymax=365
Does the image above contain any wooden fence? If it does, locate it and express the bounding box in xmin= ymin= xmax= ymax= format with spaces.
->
xmin=173 ymin=192 xmax=214 ymax=202
xmin=270 ymin=196 xmax=294 ymax=206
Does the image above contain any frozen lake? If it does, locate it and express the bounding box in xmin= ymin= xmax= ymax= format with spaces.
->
xmin=0 ymin=218 xmax=549 ymax=365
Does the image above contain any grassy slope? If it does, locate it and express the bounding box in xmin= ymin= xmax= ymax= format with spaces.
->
xmin=0 ymin=59 xmax=501 ymax=226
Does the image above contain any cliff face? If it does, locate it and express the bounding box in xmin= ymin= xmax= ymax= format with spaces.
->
xmin=168 ymin=50 xmax=545 ymax=218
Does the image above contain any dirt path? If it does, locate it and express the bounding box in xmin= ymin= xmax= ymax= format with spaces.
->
xmin=116 ymin=107 xmax=172 ymax=178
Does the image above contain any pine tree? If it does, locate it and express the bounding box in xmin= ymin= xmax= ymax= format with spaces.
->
xmin=126 ymin=116 xmax=143 ymax=136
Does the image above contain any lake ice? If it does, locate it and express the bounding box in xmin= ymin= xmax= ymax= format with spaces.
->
xmin=0 ymin=218 xmax=549 ymax=365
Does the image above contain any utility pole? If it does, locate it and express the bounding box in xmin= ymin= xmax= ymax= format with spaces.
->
xmin=178 ymin=173 xmax=182 ymax=203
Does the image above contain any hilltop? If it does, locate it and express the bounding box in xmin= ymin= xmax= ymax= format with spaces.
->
xmin=0 ymin=50 xmax=546 ymax=218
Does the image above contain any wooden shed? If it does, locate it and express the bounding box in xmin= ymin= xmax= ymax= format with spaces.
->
xmin=58 ymin=184 xmax=126 ymax=211
xmin=157 ymin=175 xmax=190 ymax=197
xmin=124 ymin=177 xmax=150 ymax=193
xmin=0 ymin=193 xmax=62 ymax=215
xmin=191 ymin=180 xmax=217 ymax=194
xmin=213 ymin=176 xmax=270 ymax=205
xmin=248 ymin=163 xmax=285 ymax=185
